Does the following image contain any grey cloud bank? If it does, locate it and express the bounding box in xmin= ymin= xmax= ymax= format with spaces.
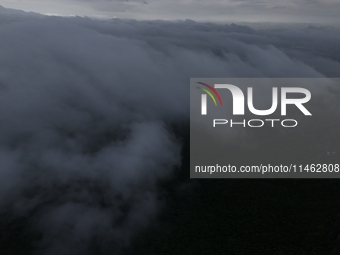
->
xmin=0 ymin=5 xmax=339 ymax=254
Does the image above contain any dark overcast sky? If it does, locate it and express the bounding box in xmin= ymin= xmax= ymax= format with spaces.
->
xmin=1 ymin=0 xmax=340 ymax=23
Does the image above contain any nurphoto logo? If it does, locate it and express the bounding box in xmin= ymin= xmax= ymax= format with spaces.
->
xmin=196 ymin=81 xmax=312 ymax=128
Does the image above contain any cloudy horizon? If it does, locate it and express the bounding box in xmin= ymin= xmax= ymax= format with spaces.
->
xmin=0 ymin=0 xmax=340 ymax=24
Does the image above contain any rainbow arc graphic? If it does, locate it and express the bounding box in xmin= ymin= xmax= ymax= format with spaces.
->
xmin=196 ymin=82 xmax=222 ymax=115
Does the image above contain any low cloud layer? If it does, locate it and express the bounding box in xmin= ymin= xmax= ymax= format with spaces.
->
xmin=0 ymin=6 xmax=339 ymax=254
